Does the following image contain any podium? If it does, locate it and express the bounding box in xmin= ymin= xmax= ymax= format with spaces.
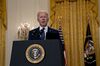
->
xmin=10 ymin=40 xmax=64 ymax=66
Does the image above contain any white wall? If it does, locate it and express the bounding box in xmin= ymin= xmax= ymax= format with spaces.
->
xmin=6 ymin=0 xmax=49 ymax=66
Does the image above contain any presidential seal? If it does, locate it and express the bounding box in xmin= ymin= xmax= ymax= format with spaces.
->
xmin=26 ymin=44 xmax=45 ymax=64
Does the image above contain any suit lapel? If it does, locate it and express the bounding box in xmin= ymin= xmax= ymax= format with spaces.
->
xmin=47 ymin=27 xmax=52 ymax=33
xmin=46 ymin=27 xmax=52 ymax=39
xmin=33 ymin=27 xmax=40 ymax=39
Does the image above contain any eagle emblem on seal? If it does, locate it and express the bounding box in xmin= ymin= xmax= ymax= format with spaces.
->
xmin=26 ymin=44 xmax=45 ymax=63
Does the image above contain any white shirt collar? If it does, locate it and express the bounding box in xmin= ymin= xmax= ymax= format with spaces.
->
xmin=39 ymin=26 xmax=48 ymax=33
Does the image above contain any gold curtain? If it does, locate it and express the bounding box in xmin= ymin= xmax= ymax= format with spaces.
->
xmin=0 ymin=0 xmax=7 ymax=66
xmin=50 ymin=0 xmax=100 ymax=66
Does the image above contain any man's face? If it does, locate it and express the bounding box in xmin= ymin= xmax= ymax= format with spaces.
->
xmin=37 ymin=12 xmax=49 ymax=27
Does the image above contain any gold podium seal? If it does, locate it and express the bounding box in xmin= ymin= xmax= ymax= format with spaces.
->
xmin=26 ymin=44 xmax=45 ymax=64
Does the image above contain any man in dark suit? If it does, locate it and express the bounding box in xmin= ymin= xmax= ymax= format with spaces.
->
xmin=28 ymin=10 xmax=65 ymax=66
xmin=28 ymin=11 xmax=60 ymax=40
xmin=28 ymin=10 xmax=64 ymax=49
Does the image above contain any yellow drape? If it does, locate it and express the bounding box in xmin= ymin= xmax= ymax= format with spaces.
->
xmin=86 ymin=0 xmax=100 ymax=66
xmin=0 ymin=0 xmax=7 ymax=66
xmin=50 ymin=0 xmax=100 ymax=66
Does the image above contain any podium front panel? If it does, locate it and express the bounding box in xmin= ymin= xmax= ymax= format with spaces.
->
xmin=10 ymin=40 xmax=64 ymax=66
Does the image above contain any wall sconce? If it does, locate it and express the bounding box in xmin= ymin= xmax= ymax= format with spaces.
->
xmin=17 ymin=23 xmax=30 ymax=40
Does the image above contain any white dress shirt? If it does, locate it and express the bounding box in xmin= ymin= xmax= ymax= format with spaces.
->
xmin=39 ymin=26 xmax=48 ymax=39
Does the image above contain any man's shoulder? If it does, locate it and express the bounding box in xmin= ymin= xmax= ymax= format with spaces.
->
xmin=48 ymin=27 xmax=59 ymax=33
xmin=29 ymin=27 xmax=39 ymax=33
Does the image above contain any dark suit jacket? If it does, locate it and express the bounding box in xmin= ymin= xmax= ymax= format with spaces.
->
xmin=28 ymin=27 xmax=60 ymax=40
